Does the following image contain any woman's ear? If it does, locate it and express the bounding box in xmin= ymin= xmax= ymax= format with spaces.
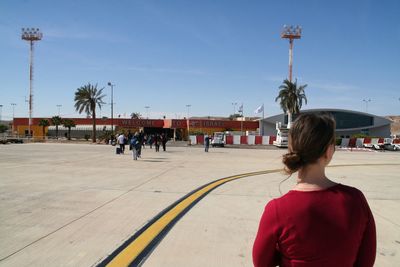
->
xmin=324 ymin=144 xmax=335 ymax=165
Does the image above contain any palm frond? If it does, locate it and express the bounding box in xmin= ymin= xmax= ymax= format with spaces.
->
xmin=276 ymin=79 xmax=308 ymax=115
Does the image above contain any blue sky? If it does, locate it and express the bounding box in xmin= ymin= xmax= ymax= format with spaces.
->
xmin=1 ymin=0 xmax=399 ymax=120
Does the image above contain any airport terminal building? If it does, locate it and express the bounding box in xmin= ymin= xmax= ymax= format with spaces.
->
xmin=260 ymin=108 xmax=392 ymax=138
xmin=11 ymin=117 xmax=259 ymax=140
xmin=10 ymin=109 xmax=392 ymax=140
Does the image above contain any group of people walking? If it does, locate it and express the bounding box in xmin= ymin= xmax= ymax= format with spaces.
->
xmin=116 ymin=131 xmax=168 ymax=160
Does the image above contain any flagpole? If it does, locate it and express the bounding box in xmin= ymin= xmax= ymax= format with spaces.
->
xmin=261 ymin=104 xmax=264 ymax=136
xmin=241 ymin=103 xmax=243 ymax=136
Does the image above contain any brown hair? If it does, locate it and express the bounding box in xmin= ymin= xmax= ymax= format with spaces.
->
xmin=283 ymin=113 xmax=336 ymax=174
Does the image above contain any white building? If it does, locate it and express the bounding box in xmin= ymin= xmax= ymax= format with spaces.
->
xmin=260 ymin=109 xmax=391 ymax=138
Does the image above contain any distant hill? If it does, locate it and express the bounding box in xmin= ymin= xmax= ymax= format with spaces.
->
xmin=386 ymin=116 xmax=400 ymax=136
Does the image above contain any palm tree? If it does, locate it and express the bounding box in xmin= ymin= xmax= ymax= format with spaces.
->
xmin=51 ymin=116 xmax=63 ymax=139
xmin=275 ymin=79 xmax=307 ymax=128
xmin=130 ymin=112 xmax=142 ymax=119
xmin=38 ymin=119 xmax=50 ymax=139
xmin=74 ymin=83 xmax=106 ymax=143
xmin=0 ymin=124 xmax=9 ymax=133
xmin=62 ymin=119 xmax=76 ymax=140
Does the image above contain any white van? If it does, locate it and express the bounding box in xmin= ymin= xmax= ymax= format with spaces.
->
xmin=211 ymin=132 xmax=225 ymax=147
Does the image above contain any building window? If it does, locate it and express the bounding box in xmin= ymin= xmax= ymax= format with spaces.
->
xmin=331 ymin=111 xmax=373 ymax=129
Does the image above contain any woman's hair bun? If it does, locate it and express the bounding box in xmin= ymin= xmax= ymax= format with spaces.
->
xmin=282 ymin=152 xmax=304 ymax=174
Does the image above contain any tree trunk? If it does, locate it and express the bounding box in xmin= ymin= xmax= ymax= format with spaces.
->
xmin=68 ymin=127 xmax=71 ymax=140
xmin=56 ymin=125 xmax=59 ymax=139
xmin=287 ymin=112 xmax=292 ymax=129
xmin=92 ymin=108 xmax=96 ymax=143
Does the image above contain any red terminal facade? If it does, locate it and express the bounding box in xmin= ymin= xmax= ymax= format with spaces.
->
xmin=12 ymin=117 xmax=259 ymax=139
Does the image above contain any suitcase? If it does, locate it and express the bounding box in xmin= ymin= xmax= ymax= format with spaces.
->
xmin=116 ymin=147 xmax=121 ymax=154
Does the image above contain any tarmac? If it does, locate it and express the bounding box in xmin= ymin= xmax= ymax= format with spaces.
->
xmin=0 ymin=142 xmax=399 ymax=266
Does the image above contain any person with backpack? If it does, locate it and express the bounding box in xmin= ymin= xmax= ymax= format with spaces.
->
xmin=130 ymin=132 xmax=140 ymax=160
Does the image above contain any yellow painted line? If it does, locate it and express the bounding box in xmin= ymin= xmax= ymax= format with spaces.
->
xmin=105 ymin=169 xmax=281 ymax=267
xmin=103 ymin=163 xmax=400 ymax=266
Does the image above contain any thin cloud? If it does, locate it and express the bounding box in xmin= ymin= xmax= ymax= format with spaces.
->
xmin=127 ymin=66 xmax=207 ymax=76
xmin=262 ymin=75 xmax=285 ymax=82
xmin=45 ymin=27 xmax=129 ymax=43
xmin=309 ymin=81 xmax=359 ymax=92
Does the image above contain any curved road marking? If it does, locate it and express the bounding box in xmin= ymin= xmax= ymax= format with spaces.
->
xmin=97 ymin=169 xmax=281 ymax=267
xmin=98 ymin=163 xmax=400 ymax=267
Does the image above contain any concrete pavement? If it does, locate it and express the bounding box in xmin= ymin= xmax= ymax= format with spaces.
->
xmin=0 ymin=143 xmax=399 ymax=266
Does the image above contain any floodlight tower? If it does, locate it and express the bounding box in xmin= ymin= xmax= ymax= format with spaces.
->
xmin=22 ymin=28 xmax=42 ymax=137
xmin=107 ymin=82 xmax=115 ymax=136
xmin=186 ymin=104 xmax=191 ymax=141
xmin=281 ymin=25 xmax=302 ymax=82
xmin=56 ymin=104 xmax=62 ymax=116
xmin=231 ymin=102 xmax=237 ymax=115
xmin=363 ymin=99 xmax=371 ymax=113
xmin=144 ymin=106 xmax=150 ymax=119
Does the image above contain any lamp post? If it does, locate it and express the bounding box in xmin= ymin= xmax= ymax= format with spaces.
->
xmin=21 ymin=28 xmax=42 ymax=138
xmin=11 ymin=103 xmax=17 ymax=119
xmin=145 ymin=106 xmax=150 ymax=119
xmin=186 ymin=104 xmax=191 ymax=142
xmin=281 ymin=25 xmax=302 ymax=82
xmin=107 ymin=82 xmax=115 ymax=137
xmin=363 ymin=99 xmax=371 ymax=113
xmin=56 ymin=104 xmax=62 ymax=116
xmin=0 ymin=105 xmax=3 ymax=121
xmin=11 ymin=103 xmax=16 ymax=133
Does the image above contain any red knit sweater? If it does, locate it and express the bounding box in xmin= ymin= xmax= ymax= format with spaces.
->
xmin=253 ymin=184 xmax=376 ymax=267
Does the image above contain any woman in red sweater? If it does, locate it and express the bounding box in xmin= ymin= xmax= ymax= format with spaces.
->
xmin=253 ymin=113 xmax=376 ymax=267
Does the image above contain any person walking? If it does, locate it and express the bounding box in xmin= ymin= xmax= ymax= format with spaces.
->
xmin=253 ymin=113 xmax=376 ymax=267
xmin=127 ymin=131 xmax=133 ymax=150
xmin=137 ymin=131 xmax=144 ymax=158
xmin=148 ymin=134 xmax=154 ymax=149
xmin=204 ymin=135 xmax=210 ymax=152
xmin=130 ymin=132 xmax=140 ymax=160
xmin=117 ymin=133 xmax=126 ymax=154
xmin=161 ymin=133 xmax=167 ymax=151
xmin=155 ymin=134 xmax=160 ymax=152
xmin=142 ymin=134 xmax=147 ymax=149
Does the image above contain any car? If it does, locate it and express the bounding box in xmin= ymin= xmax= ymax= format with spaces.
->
xmin=383 ymin=143 xmax=400 ymax=151
xmin=363 ymin=143 xmax=382 ymax=150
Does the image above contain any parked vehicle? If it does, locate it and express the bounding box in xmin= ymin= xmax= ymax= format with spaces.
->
xmin=273 ymin=122 xmax=288 ymax=148
xmin=363 ymin=143 xmax=382 ymax=150
xmin=211 ymin=132 xmax=225 ymax=147
xmin=383 ymin=143 xmax=400 ymax=151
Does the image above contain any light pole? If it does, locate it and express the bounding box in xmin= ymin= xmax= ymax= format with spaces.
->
xmin=145 ymin=106 xmax=150 ymax=119
xmin=11 ymin=103 xmax=16 ymax=133
xmin=22 ymin=28 xmax=42 ymax=138
xmin=186 ymin=104 xmax=191 ymax=141
xmin=11 ymin=103 xmax=17 ymax=119
xmin=281 ymin=25 xmax=302 ymax=82
xmin=107 ymin=82 xmax=115 ymax=137
xmin=56 ymin=104 xmax=62 ymax=116
xmin=363 ymin=99 xmax=371 ymax=113
xmin=0 ymin=104 xmax=3 ymax=121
